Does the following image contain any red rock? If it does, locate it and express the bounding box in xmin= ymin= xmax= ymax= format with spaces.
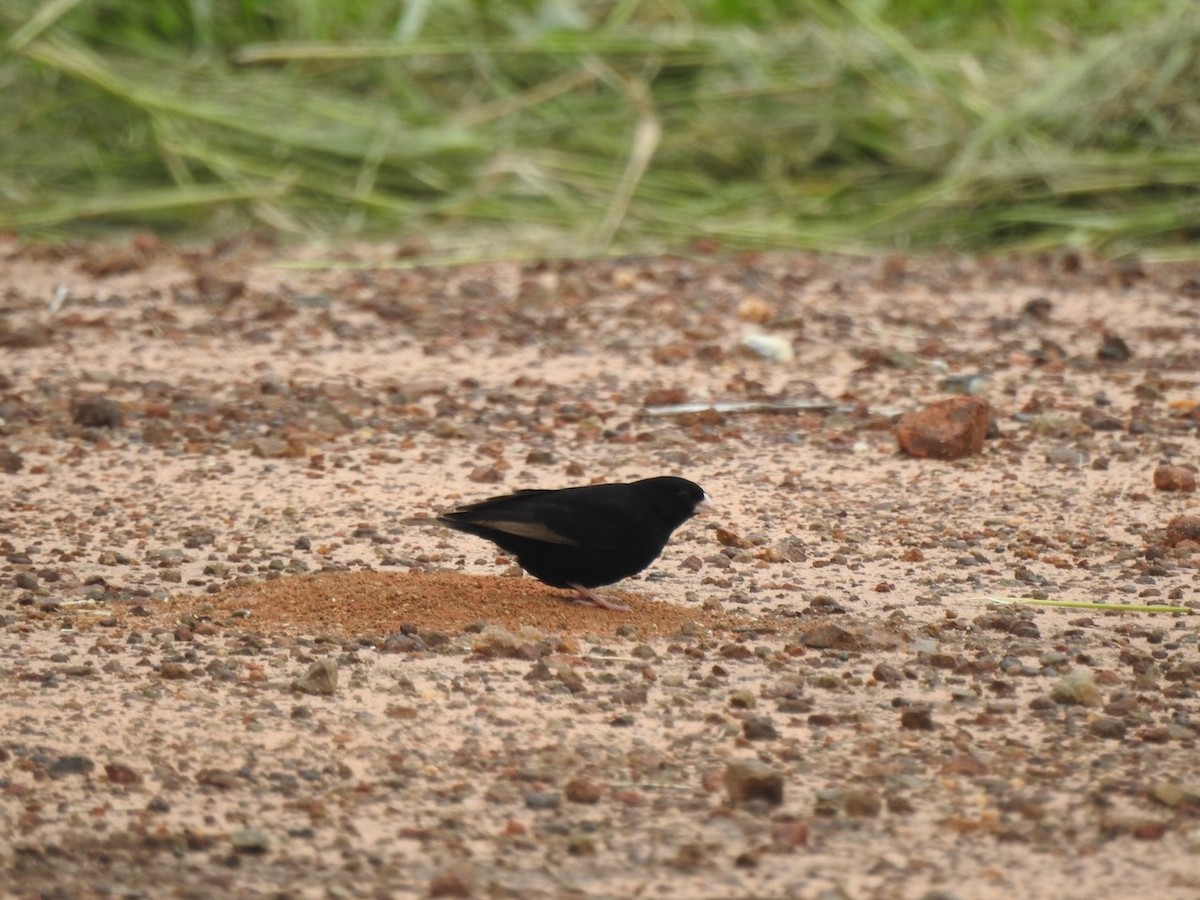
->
xmin=614 ymin=789 xmax=646 ymax=806
xmin=142 ymin=402 xmax=172 ymax=419
xmin=942 ymin=753 xmax=988 ymax=776
xmin=1131 ymin=820 xmax=1167 ymax=841
xmin=564 ymin=778 xmax=602 ymax=804
xmin=770 ymin=819 xmax=809 ymax=849
xmin=159 ymin=662 xmax=192 ymax=680
xmin=105 ymin=763 xmax=143 ymax=785
xmin=844 ymin=790 xmax=883 ymax=817
xmin=723 ymin=760 xmax=784 ymax=806
xmin=896 ymin=398 xmax=991 ymax=460
xmin=1164 ymin=515 xmax=1200 ymax=547
xmin=429 ymin=867 xmax=475 ymax=898
xmin=900 ymin=707 xmax=935 ymax=730
xmin=716 ymin=527 xmax=753 ymax=549
xmin=467 ymin=465 xmax=504 ymax=483
xmin=1153 ymin=465 xmax=1196 ymax=492
xmin=643 ymin=387 xmax=688 ymax=406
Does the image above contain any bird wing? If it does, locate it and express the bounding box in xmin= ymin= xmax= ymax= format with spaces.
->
xmin=440 ymin=490 xmax=585 ymax=546
xmin=457 ymin=518 xmax=582 ymax=546
xmin=493 ymin=488 xmax=641 ymax=552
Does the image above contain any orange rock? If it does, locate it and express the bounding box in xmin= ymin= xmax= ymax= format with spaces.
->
xmin=896 ymin=397 xmax=991 ymax=460
xmin=1153 ymin=464 xmax=1196 ymax=492
xmin=1164 ymin=515 xmax=1200 ymax=546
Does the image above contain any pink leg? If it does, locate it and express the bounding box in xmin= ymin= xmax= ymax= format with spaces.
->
xmin=568 ymin=584 xmax=631 ymax=611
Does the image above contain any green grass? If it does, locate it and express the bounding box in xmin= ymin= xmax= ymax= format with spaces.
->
xmin=2 ymin=0 xmax=1197 ymax=258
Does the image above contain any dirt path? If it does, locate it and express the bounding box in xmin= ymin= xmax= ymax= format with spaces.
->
xmin=1 ymin=238 xmax=1198 ymax=898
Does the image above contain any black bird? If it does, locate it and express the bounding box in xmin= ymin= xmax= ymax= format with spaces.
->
xmin=409 ymin=476 xmax=711 ymax=610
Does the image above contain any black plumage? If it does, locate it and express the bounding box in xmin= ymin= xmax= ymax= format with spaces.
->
xmin=410 ymin=476 xmax=710 ymax=609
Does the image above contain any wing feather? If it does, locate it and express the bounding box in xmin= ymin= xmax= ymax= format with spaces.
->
xmin=456 ymin=518 xmax=581 ymax=546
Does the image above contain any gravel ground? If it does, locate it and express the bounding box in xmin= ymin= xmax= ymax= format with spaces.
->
xmin=2 ymin=237 xmax=1199 ymax=899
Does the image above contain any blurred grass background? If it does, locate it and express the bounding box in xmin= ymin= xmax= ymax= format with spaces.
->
xmin=2 ymin=0 xmax=1198 ymax=259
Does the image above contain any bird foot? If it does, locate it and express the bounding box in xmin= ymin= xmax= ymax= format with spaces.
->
xmin=568 ymin=584 xmax=631 ymax=611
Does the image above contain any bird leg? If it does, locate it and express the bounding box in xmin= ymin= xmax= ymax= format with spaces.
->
xmin=568 ymin=584 xmax=631 ymax=611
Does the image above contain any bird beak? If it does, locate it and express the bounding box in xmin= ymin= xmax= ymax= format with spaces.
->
xmin=695 ymin=493 xmax=715 ymax=515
